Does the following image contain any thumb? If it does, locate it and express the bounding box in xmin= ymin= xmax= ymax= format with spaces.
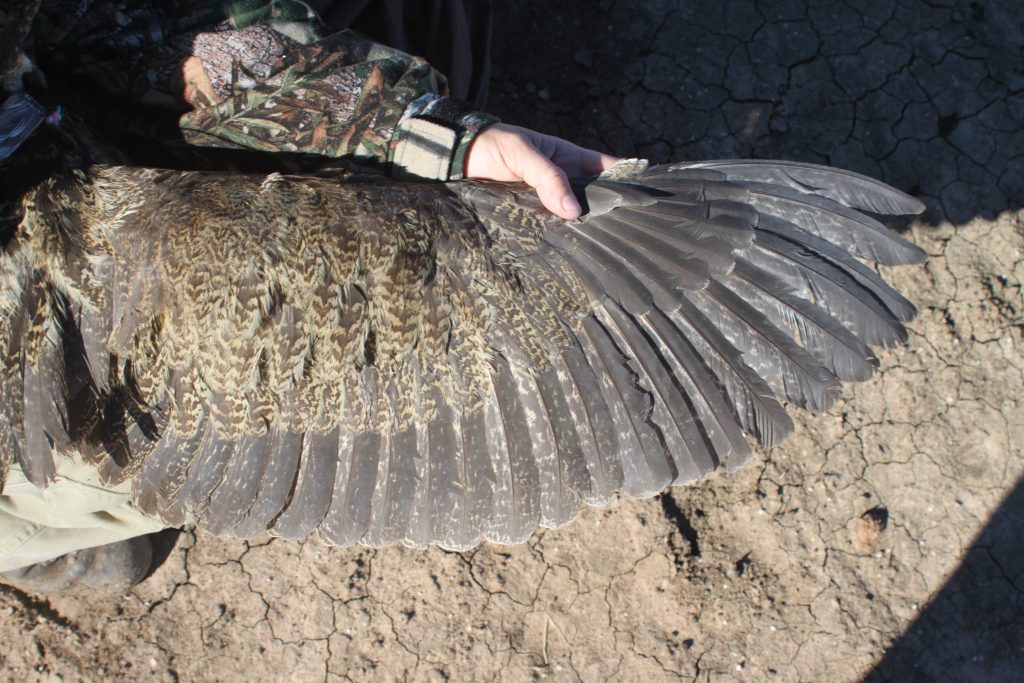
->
xmin=516 ymin=148 xmax=582 ymax=220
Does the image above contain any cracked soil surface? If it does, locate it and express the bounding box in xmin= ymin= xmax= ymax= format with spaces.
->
xmin=2 ymin=1 xmax=1022 ymax=681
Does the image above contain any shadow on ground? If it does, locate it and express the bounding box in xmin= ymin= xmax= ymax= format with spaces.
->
xmin=488 ymin=0 xmax=1024 ymax=227
xmin=0 ymin=2 xmax=1020 ymax=681
xmin=488 ymin=2 xmax=1024 ymax=680
xmin=866 ymin=476 xmax=1024 ymax=682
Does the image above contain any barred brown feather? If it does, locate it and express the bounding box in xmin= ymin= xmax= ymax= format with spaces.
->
xmin=0 ymin=148 xmax=924 ymax=550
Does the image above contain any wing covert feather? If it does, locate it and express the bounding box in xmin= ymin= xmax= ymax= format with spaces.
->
xmin=9 ymin=155 xmax=923 ymax=551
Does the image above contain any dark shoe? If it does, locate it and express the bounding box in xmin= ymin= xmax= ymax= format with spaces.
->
xmin=0 ymin=535 xmax=153 ymax=595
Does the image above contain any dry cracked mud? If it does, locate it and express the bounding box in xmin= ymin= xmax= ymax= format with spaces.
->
xmin=2 ymin=1 xmax=1022 ymax=681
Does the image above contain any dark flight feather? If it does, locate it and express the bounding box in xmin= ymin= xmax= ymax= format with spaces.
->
xmin=1 ymin=141 xmax=926 ymax=550
xmin=679 ymin=160 xmax=926 ymax=215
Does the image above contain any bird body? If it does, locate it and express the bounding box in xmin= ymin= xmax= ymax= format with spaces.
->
xmin=0 ymin=125 xmax=925 ymax=550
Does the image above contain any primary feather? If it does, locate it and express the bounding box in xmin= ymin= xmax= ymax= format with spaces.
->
xmin=0 ymin=125 xmax=925 ymax=549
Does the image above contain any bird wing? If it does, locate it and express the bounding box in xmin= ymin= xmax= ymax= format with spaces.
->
xmin=1 ymin=158 xmax=924 ymax=550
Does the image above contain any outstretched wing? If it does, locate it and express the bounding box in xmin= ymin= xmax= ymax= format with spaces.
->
xmin=1 ymin=157 xmax=924 ymax=549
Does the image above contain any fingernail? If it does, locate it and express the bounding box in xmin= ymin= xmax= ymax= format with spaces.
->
xmin=561 ymin=194 xmax=582 ymax=217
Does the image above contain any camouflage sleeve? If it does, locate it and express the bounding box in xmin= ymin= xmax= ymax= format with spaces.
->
xmin=177 ymin=23 xmax=498 ymax=179
xmin=34 ymin=0 xmax=497 ymax=179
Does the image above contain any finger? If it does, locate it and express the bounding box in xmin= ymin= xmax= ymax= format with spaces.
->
xmin=550 ymin=142 xmax=620 ymax=176
xmin=518 ymin=150 xmax=581 ymax=219
xmin=579 ymin=150 xmax=620 ymax=175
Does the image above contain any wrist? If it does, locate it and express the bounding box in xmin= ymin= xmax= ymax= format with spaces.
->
xmin=390 ymin=94 xmax=499 ymax=181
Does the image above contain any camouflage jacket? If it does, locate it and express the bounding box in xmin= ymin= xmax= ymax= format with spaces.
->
xmin=29 ymin=0 xmax=497 ymax=179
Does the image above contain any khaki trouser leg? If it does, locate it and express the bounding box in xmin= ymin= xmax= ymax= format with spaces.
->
xmin=0 ymin=455 xmax=166 ymax=573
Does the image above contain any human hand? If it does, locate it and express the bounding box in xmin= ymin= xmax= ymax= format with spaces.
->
xmin=465 ymin=123 xmax=619 ymax=219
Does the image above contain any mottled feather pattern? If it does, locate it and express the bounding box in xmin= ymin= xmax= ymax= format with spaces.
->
xmin=0 ymin=150 xmax=925 ymax=549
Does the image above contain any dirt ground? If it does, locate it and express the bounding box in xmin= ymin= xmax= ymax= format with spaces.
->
xmin=2 ymin=1 xmax=1022 ymax=681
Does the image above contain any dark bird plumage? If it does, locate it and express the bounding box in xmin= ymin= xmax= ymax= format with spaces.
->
xmin=0 ymin=120 xmax=925 ymax=550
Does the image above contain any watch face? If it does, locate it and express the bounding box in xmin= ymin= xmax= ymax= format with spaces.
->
xmin=0 ymin=92 xmax=46 ymax=161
